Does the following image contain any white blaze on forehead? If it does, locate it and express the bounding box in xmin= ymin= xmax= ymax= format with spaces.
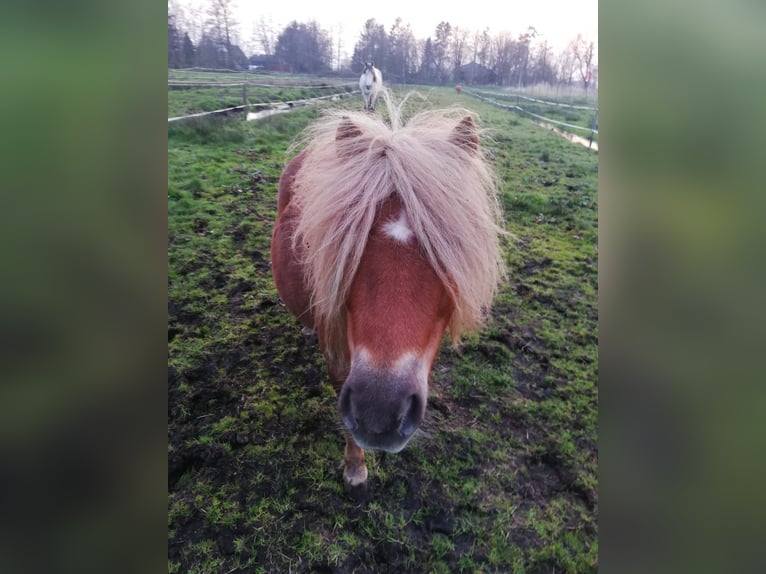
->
xmin=383 ymin=211 xmax=414 ymax=243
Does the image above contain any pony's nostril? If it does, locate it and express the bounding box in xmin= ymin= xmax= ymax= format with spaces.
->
xmin=398 ymin=394 xmax=422 ymax=438
xmin=343 ymin=416 xmax=359 ymax=431
xmin=338 ymin=387 xmax=357 ymax=431
xmin=341 ymin=410 xmax=358 ymax=431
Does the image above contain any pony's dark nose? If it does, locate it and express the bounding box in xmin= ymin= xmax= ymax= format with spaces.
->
xmin=338 ymin=368 xmax=426 ymax=452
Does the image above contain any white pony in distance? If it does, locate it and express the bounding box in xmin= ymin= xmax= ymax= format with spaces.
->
xmin=359 ymin=61 xmax=382 ymax=111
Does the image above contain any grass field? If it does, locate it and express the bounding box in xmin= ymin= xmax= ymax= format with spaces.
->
xmin=168 ymin=82 xmax=598 ymax=573
xmin=168 ymin=70 xmax=358 ymax=119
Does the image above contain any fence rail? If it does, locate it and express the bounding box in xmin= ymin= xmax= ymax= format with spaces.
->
xmin=168 ymin=81 xmax=357 ymax=89
xmin=167 ymin=90 xmax=359 ymax=123
xmin=469 ymin=88 xmax=597 ymax=111
xmin=465 ymin=89 xmax=598 ymax=134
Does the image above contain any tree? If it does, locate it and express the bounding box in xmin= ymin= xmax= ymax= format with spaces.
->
xmin=352 ymin=19 xmax=388 ymax=72
xmin=515 ymin=26 xmax=538 ymax=88
xmin=571 ymin=34 xmax=596 ymax=91
xmin=252 ymin=16 xmax=276 ymax=56
xmin=531 ymin=39 xmax=557 ymax=85
xmin=196 ymin=34 xmax=225 ymax=68
xmin=492 ymin=32 xmax=514 ymax=86
xmin=432 ymin=22 xmax=452 ymax=84
xmin=451 ymin=27 xmax=469 ymax=84
xmin=476 ymin=28 xmax=492 ymax=69
xmin=205 ymin=0 xmax=239 ymax=68
xmin=332 ymin=23 xmax=344 ymax=72
xmin=181 ymin=32 xmax=196 ymax=68
xmin=168 ymin=16 xmax=182 ymax=68
xmin=418 ymin=38 xmax=437 ymax=83
xmin=275 ymin=21 xmax=333 ymax=73
xmin=556 ymin=44 xmax=577 ymax=86
xmin=388 ymin=18 xmax=417 ymax=83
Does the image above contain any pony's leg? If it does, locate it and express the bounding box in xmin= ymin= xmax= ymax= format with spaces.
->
xmin=343 ymin=432 xmax=367 ymax=487
xmin=300 ymin=326 xmax=317 ymax=345
xmin=327 ymin=358 xmax=367 ymax=486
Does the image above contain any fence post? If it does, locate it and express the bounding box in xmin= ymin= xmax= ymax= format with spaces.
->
xmin=242 ymin=83 xmax=247 ymax=120
xmin=588 ymin=107 xmax=598 ymax=148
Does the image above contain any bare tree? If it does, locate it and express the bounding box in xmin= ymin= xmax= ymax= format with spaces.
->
xmin=334 ymin=23 xmax=343 ymax=72
xmin=168 ymin=0 xmax=202 ymax=44
xmin=492 ymin=32 xmax=514 ymax=86
xmin=531 ymin=39 xmax=556 ymax=85
xmin=451 ymin=27 xmax=470 ymax=83
xmin=252 ymin=15 xmax=276 ymax=56
xmin=469 ymin=29 xmax=481 ymax=78
xmin=432 ymin=21 xmax=452 ymax=84
xmin=515 ymin=26 xmax=538 ymax=88
xmin=206 ymin=0 xmax=239 ymax=68
xmin=557 ymin=43 xmax=577 ymax=87
xmin=476 ymin=28 xmax=492 ymax=70
xmin=571 ymin=34 xmax=596 ymax=91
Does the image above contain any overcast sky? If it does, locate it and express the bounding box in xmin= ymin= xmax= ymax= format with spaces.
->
xmin=172 ymin=0 xmax=597 ymax=58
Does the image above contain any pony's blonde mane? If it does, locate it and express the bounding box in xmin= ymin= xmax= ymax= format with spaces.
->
xmin=291 ymin=90 xmax=507 ymax=361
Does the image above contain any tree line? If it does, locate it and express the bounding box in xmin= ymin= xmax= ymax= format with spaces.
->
xmin=168 ymin=1 xmax=596 ymax=90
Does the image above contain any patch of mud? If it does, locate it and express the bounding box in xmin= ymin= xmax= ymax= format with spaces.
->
xmin=536 ymin=120 xmax=598 ymax=150
xmin=246 ymin=107 xmax=291 ymax=121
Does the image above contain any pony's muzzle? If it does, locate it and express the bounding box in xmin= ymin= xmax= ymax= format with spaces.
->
xmin=338 ymin=367 xmax=426 ymax=453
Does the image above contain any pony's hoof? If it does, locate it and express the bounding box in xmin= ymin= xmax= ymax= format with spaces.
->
xmin=343 ymin=465 xmax=371 ymax=504
xmin=343 ymin=463 xmax=368 ymax=488
xmin=300 ymin=326 xmax=317 ymax=345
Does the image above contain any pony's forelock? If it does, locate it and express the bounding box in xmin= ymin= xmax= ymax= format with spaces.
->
xmin=290 ymin=89 xmax=508 ymax=361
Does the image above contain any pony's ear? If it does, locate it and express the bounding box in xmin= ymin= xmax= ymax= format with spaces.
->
xmin=336 ymin=116 xmax=364 ymax=157
xmin=450 ymin=116 xmax=479 ymax=155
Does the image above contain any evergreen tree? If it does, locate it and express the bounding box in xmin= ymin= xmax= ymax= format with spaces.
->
xmin=418 ymin=38 xmax=436 ymax=83
xmin=181 ymin=33 xmax=196 ymax=68
xmin=352 ymin=19 xmax=388 ymax=72
xmin=274 ymin=21 xmax=332 ymax=73
xmin=168 ymin=17 xmax=182 ymax=68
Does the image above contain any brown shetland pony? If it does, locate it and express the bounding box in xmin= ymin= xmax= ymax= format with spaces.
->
xmin=271 ymin=91 xmax=506 ymax=487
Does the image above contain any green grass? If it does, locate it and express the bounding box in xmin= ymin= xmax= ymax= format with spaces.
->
xmin=168 ymin=79 xmax=597 ymax=573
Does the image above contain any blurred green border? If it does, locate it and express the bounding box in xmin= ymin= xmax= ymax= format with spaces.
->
xmin=2 ymin=0 xmax=765 ymax=571
xmin=601 ymin=1 xmax=765 ymax=573
xmin=0 ymin=2 xmax=168 ymax=572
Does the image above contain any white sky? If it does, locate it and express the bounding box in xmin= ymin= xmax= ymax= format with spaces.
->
xmin=173 ymin=0 xmax=597 ymax=59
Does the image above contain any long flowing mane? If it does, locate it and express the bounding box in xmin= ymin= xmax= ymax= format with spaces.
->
xmin=290 ymin=90 xmax=507 ymax=359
